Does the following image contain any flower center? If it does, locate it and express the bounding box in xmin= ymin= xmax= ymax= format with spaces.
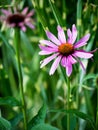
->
xmin=58 ymin=43 xmax=74 ymax=55
xmin=7 ymin=13 xmax=25 ymax=25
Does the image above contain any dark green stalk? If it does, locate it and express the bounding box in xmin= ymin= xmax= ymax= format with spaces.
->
xmin=76 ymin=0 xmax=82 ymax=41
xmin=15 ymin=28 xmax=27 ymax=130
xmin=76 ymin=0 xmax=82 ymax=129
xmin=67 ymin=77 xmax=71 ymax=130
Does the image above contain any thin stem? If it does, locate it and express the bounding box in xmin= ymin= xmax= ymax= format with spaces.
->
xmin=67 ymin=77 xmax=70 ymax=130
xmin=96 ymin=86 xmax=98 ymax=130
xmin=15 ymin=28 xmax=27 ymax=130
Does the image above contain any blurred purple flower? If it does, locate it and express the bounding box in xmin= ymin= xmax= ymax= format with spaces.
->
xmin=0 ymin=7 xmax=35 ymax=31
xmin=39 ymin=24 xmax=94 ymax=77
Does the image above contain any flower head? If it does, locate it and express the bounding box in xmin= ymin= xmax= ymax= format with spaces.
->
xmin=39 ymin=24 xmax=94 ymax=77
xmin=0 ymin=7 xmax=35 ymax=31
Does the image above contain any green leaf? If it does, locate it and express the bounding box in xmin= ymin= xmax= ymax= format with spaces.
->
xmin=0 ymin=31 xmax=15 ymax=54
xmin=28 ymin=104 xmax=47 ymax=129
xmin=0 ymin=0 xmax=10 ymax=8
xmin=48 ymin=0 xmax=63 ymax=26
xmin=61 ymin=115 xmax=76 ymax=130
xmin=49 ymin=109 xmax=95 ymax=129
xmin=69 ymin=110 xmax=95 ymax=129
xmin=20 ymin=32 xmax=34 ymax=55
xmin=0 ymin=31 xmax=18 ymax=72
xmin=0 ymin=96 xmax=21 ymax=107
xmin=82 ymin=74 xmax=95 ymax=83
xmin=32 ymin=5 xmax=48 ymax=29
xmin=31 ymin=123 xmax=59 ymax=130
xmin=10 ymin=113 xmax=23 ymax=128
xmin=0 ymin=117 xmax=11 ymax=130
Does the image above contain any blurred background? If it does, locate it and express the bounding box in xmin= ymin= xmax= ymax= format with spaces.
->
xmin=0 ymin=0 xmax=98 ymax=130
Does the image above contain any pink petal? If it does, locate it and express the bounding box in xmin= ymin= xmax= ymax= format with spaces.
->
xmin=46 ymin=31 xmax=61 ymax=45
xmin=27 ymin=10 xmax=34 ymax=17
xmin=19 ymin=22 xmax=24 ymax=27
xmin=39 ymin=51 xmax=54 ymax=55
xmin=39 ymin=40 xmax=58 ymax=48
xmin=40 ymin=53 xmax=58 ymax=68
xmin=1 ymin=9 xmax=11 ymax=15
xmin=61 ymin=56 xmax=73 ymax=76
xmin=26 ymin=22 xmax=35 ymax=29
xmin=61 ymin=55 xmax=76 ymax=67
xmin=74 ymin=34 xmax=90 ymax=48
xmin=68 ymin=55 xmax=77 ymax=64
xmin=71 ymin=24 xmax=77 ymax=44
xmin=67 ymin=29 xmax=72 ymax=43
xmin=61 ymin=56 xmax=67 ymax=67
xmin=57 ymin=25 xmax=66 ymax=43
xmin=0 ymin=16 xmax=5 ymax=21
xmin=21 ymin=26 xmax=26 ymax=32
xmin=49 ymin=55 xmax=62 ymax=75
xmin=66 ymin=63 xmax=72 ymax=77
xmin=39 ymin=45 xmax=58 ymax=52
xmin=74 ymin=50 xmax=93 ymax=59
xmin=9 ymin=23 xmax=16 ymax=27
xmin=22 ymin=7 xmax=28 ymax=15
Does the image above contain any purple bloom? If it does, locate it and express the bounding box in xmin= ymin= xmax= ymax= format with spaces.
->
xmin=39 ymin=24 xmax=94 ymax=77
xmin=0 ymin=7 xmax=35 ymax=31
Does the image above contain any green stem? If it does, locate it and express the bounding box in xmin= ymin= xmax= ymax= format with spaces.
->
xmin=15 ymin=28 xmax=27 ymax=130
xmin=76 ymin=1 xmax=82 ymax=129
xmin=67 ymin=77 xmax=70 ymax=130
xmin=96 ymin=86 xmax=98 ymax=130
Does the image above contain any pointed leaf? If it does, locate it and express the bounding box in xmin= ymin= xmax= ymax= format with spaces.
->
xmin=49 ymin=109 xmax=95 ymax=129
xmin=0 ymin=117 xmax=11 ymax=130
xmin=0 ymin=96 xmax=21 ymax=107
xmin=28 ymin=104 xmax=47 ymax=129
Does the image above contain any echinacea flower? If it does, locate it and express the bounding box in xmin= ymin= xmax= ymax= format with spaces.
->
xmin=0 ymin=7 xmax=35 ymax=31
xmin=39 ymin=24 xmax=94 ymax=77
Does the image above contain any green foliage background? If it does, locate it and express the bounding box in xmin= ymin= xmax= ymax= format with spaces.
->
xmin=0 ymin=0 xmax=98 ymax=130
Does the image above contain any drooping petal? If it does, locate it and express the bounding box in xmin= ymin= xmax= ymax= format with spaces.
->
xmin=61 ymin=56 xmax=67 ymax=67
xmin=71 ymin=24 xmax=77 ymax=44
xmin=49 ymin=55 xmax=62 ymax=75
xmin=66 ymin=63 xmax=72 ymax=77
xmin=61 ymin=55 xmax=76 ymax=67
xmin=22 ymin=7 xmax=28 ymax=15
xmin=74 ymin=34 xmax=90 ymax=48
xmin=39 ymin=45 xmax=58 ymax=52
xmin=39 ymin=40 xmax=58 ymax=48
xmin=40 ymin=53 xmax=59 ymax=68
xmin=67 ymin=55 xmax=77 ymax=64
xmin=61 ymin=56 xmax=73 ymax=76
xmin=75 ymin=57 xmax=86 ymax=71
xmin=74 ymin=50 xmax=93 ymax=59
xmin=26 ymin=22 xmax=35 ymax=29
xmin=46 ymin=31 xmax=61 ymax=45
xmin=21 ymin=26 xmax=26 ymax=32
xmin=57 ymin=25 xmax=66 ymax=43
xmin=67 ymin=29 xmax=72 ymax=43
